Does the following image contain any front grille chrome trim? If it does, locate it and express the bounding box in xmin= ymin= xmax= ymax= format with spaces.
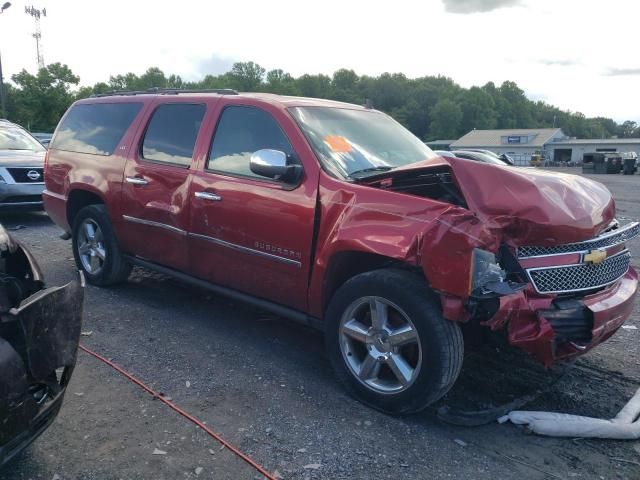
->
xmin=517 ymin=221 xmax=640 ymax=259
xmin=526 ymin=249 xmax=631 ymax=294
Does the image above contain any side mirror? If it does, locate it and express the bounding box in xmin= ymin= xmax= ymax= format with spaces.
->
xmin=250 ymin=149 xmax=301 ymax=183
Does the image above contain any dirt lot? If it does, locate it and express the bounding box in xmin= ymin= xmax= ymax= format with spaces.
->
xmin=1 ymin=167 xmax=639 ymax=480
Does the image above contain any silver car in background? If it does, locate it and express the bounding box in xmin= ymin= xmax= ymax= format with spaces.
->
xmin=0 ymin=120 xmax=46 ymax=210
xmin=30 ymin=132 xmax=53 ymax=148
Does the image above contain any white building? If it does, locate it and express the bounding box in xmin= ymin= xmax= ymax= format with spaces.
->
xmin=451 ymin=128 xmax=640 ymax=165
xmin=451 ymin=128 xmax=565 ymax=165
xmin=546 ymin=138 xmax=640 ymax=163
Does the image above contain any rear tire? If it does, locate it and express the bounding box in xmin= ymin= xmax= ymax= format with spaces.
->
xmin=72 ymin=205 xmax=131 ymax=286
xmin=325 ymin=269 xmax=463 ymax=414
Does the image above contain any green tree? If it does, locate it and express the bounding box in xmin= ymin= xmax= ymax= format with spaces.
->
xmin=228 ymin=61 xmax=265 ymax=91
xmin=108 ymin=72 xmax=141 ymax=90
xmin=331 ymin=69 xmax=360 ymax=103
xmin=370 ymin=73 xmax=410 ymax=111
xmin=9 ymin=63 xmax=79 ymax=131
xmin=138 ymin=67 xmax=168 ymax=89
xmin=4 ymin=61 xmax=633 ymax=141
xmin=429 ymin=99 xmax=463 ymax=139
xmin=296 ymin=74 xmax=332 ymax=98
xmin=619 ymin=120 xmax=638 ymax=138
xmin=265 ymin=69 xmax=298 ymax=95
xmin=458 ymin=86 xmax=497 ymax=132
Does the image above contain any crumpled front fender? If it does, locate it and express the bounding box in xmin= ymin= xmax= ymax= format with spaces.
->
xmin=419 ymin=208 xmax=500 ymax=298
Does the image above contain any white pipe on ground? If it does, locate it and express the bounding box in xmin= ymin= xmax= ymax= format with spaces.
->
xmin=498 ymin=387 xmax=640 ymax=439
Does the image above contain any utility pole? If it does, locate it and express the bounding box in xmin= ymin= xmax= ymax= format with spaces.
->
xmin=25 ymin=4 xmax=46 ymax=70
xmin=0 ymin=2 xmax=11 ymax=119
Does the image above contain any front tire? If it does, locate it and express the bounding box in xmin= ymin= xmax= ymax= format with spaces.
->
xmin=72 ymin=205 xmax=131 ymax=286
xmin=325 ymin=269 xmax=464 ymax=414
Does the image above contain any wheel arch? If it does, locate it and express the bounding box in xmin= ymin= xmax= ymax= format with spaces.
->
xmin=321 ymin=251 xmax=421 ymax=318
xmin=66 ymin=189 xmax=105 ymax=229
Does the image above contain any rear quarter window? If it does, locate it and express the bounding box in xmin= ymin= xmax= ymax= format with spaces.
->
xmin=51 ymin=102 xmax=143 ymax=156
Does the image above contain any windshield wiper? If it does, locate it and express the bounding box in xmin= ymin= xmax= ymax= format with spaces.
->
xmin=349 ymin=166 xmax=393 ymax=178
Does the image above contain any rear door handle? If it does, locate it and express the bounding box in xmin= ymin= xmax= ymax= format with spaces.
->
xmin=126 ymin=176 xmax=149 ymax=186
xmin=194 ymin=191 xmax=222 ymax=201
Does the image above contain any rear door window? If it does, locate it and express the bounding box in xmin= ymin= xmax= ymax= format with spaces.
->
xmin=208 ymin=106 xmax=294 ymax=178
xmin=51 ymin=103 xmax=143 ymax=155
xmin=142 ymin=103 xmax=206 ymax=167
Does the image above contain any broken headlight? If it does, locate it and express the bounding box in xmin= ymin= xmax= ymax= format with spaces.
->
xmin=470 ymin=248 xmax=526 ymax=298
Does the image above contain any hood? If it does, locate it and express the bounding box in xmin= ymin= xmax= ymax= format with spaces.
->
xmin=0 ymin=150 xmax=45 ymax=167
xmin=445 ymin=157 xmax=615 ymax=245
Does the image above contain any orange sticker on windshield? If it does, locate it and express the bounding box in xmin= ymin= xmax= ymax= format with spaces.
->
xmin=324 ymin=135 xmax=352 ymax=153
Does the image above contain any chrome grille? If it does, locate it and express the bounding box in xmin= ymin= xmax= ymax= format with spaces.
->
xmin=517 ymin=222 xmax=639 ymax=258
xmin=527 ymin=250 xmax=631 ymax=294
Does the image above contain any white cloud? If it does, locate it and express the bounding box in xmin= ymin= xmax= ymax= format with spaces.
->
xmin=441 ymin=0 xmax=521 ymax=14
xmin=604 ymin=67 xmax=640 ymax=77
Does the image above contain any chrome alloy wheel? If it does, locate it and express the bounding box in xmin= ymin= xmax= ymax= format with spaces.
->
xmin=339 ymin=296 xmax=422 ymax=394
xmin=77 ymin=219 xmax=106 ymax=275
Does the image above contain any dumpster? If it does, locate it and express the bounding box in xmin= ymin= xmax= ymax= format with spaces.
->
xmin=583 ymin=153 xmax=623 ymax=174
xmin=622 ymin=153 xmax=638 ymax=175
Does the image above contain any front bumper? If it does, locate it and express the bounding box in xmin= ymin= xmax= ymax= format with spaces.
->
xmin=0 ymin=367 xmax=70 ymax=467
xmin=486 ymin=268 xmax=638 ymax=366
xmin=0 ymin=279 xmax=84 ymax=467
xmin=0 ymin=183 xmax=44 ymax=209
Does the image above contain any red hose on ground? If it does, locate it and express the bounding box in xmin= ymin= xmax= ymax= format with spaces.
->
xmin=79 ymin=344 xmax=276 ymax=480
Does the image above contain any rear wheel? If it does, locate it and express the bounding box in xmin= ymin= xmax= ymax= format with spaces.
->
xmin=325 ymin=269 xmax=464 ymax=414
xmin=72 ymin=205 xmax=131 ymax=286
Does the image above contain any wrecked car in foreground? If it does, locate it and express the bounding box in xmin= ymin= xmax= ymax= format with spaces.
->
xmin=0 ymin=226 xmax=83 ymax=466
xmin=43 ymin=92 xmax=638 ymax=414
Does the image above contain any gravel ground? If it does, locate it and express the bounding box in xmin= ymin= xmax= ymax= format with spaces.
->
xmin=1 ymin=167 xmax=639 ymax=479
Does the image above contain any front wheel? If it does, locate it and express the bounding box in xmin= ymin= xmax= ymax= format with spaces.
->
xmin=325 ymin=269 xmax=464 ymax=414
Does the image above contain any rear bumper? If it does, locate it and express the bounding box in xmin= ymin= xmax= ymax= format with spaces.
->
xmin=42 ymin=189 xmax=69 ymax=231
xmin=486 ymin=267 xmax=638 ymax=366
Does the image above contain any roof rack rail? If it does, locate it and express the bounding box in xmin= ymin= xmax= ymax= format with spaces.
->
xmin=90 ymin=87 xmax=239 ymax=98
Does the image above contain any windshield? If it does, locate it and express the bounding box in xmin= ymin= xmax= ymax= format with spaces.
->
xmin=289 ymin=107 xmax=437 ymax=178
xmin=0 ymin=127 xmax=46 ymax=152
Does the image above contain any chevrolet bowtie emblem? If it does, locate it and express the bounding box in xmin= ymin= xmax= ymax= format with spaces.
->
xmin=584 ymin=249 xmax=607 ymax=265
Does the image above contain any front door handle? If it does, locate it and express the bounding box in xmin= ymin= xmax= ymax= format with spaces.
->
xmin=194 ymin=191 xmax=222 ymax=202
xmin=126 ymin=176 xmax=149 ymax=186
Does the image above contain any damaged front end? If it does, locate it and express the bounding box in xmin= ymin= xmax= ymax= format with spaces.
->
xmin=477 ymin=221 xmax=639 ymax=366
xmin=317 ymin=154 xmax=638 ymax=368
xmin=0 ymin=226 xmax=84 ymax=467
xmin=435 ymin=159 xmax=639 ymax=366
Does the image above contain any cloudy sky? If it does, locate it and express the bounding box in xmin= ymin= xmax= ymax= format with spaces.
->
xmin=1 ymin=0 xmax=639 ymax=122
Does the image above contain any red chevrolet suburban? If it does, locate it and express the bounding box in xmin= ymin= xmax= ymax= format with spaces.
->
xmin=44 ymin=90 xmax=639 ymax=413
